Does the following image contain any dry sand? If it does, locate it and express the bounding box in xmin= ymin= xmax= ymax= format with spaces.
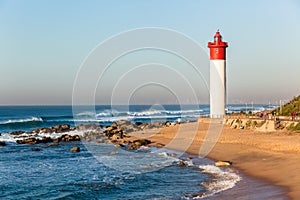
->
xmin=131 ymin=119 xmax=300 ymax=199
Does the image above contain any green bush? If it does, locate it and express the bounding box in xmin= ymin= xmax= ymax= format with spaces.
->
xmin=246 ymin=120 xmax=251 ymax=128
xmin=252 ymin=120 xmax=258 ymax=128
xmin=292 ymin=123 xmax=300 ymax=130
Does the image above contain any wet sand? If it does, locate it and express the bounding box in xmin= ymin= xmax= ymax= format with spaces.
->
xmin=131 ymin=119 xmax=300 ymax=199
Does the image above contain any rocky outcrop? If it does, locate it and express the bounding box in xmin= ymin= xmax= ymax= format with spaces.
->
xmin=16 ymin=134 xmax=80 ymax=145
xmin=10 ymin=130 xmax=25 ymax=135
xmin=10 ymin=120 xmax=171 ymax=148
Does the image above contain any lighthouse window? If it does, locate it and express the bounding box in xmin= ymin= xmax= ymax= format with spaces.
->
xmin=215 ymin=48 xmax=219 ymax=53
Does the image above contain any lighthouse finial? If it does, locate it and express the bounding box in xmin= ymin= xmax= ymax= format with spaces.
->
xmin=217 ymin=29 xmax=219 ymax=32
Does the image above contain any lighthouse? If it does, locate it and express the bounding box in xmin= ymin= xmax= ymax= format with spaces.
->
xmin=208 ymin=30 xmax=228 ymax=118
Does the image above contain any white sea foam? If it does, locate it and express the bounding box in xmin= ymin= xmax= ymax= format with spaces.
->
xmin=75 ymin=112 xmax=95 ymax=117
xmin=196 ymin=165 xmax=241 ymax=198
xmin=0 ymin=117 xmax=43 ymax=125
xmin=0 ymin=129 xmax=86 ymax=143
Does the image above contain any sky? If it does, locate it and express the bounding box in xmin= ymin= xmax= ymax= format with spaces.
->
xmin=0 ymin=0 xmax=299 ymax=105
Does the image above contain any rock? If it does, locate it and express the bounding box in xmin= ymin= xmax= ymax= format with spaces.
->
xmin=53 ymin=138 xmax=60 ymax=143
xmin=40 ymin=136 xmax=53 ymax=143
xmin=127 ymin=144 xmax=137 ymax=150
xmin=40 ymin=128 xmax=52 ymax=133
xmin=133 ymin=139 xmax=151 ymax=146
xmin=165 ymin=121 xmax=171 ymax=127
xmin=186 ymin=157 xmax=193 ymax=161
xmin=48 ymin=143 xmax=59 ymax=147
xmin=111 ymin=123 xmax=118 ymax=129
xmin=70 ymin=147 xmax=80 ymax=152
xmin=10 ymin=130 xmax=25 ymax=135
xmin=134 ymin=141 xmax=142 ymax=147
xmin=170 ymin=153 xmax=178 ymax=157
xmin=110 ymin=151 xmax=117 ymax=155
xmin=110 ymin=134 xmax=120 ymax=142
xmin=31 ymin=148 xmax=41 ymax=151
xmin=117 ymin=120 xmax=131 ymax=126
xmin=214 ymin=161 xmax=232 ymax=167
xmin=0 ymin=141 xmax=6 ymax=146
xmin=60 ymin=134 xmax=80 ymax=142
xmin=134 ymin=122 xmax=143 ymax=126
xmin=114 ymin=143 xmax=124 ymax=148
xmin=140 ymin=124 xmax=148 ymax=130
xmin=16 ymin=137 xmax=38 ymax=145
xmin=61 ymin=124 xmax=70 ymax=131
xmin=178 ymin=161 xmax=187 ymax=166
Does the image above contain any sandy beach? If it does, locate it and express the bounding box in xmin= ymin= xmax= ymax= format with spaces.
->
xmin=132 ymin=119 xmax=300 ymax=199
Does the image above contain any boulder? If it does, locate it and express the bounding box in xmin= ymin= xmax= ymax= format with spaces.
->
xmin=40 ymin=128 xmax=52 ymax=133
xmin=127 ymin=144 xmax=137 ymax=150
xmin=61 ymin=124 xmax=70 ymax=130
xmin=214 ymin=161 xmax=232 ymax=167
xmin=132 ymin=139 xmax=151 ymax=146
xmin=70 ymin=147 xmax=80 ymax=152
xmin=178 ymin=161 xmax=187 ymax=166
xmin=165 ymin=121 xmax=171 ymax=127
xmin=134 ymin=122 xmax=143 ymax=126
xmin=0 ymin=141 xmax=6 ymax=146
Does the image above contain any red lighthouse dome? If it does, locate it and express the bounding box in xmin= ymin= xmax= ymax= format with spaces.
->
xmin=208 ymin=30 xmax=228 ymax=60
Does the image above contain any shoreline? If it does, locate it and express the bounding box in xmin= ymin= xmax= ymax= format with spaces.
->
xmin=134 ymin=119 xmax=300 ymax=199
xmin=2 ymin=118 xmax=300 ymax=199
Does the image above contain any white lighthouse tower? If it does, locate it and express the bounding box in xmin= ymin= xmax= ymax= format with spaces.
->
xmin=208 ymin=30 xmax=228 ymax=118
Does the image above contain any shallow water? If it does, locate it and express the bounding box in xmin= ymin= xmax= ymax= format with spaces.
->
xmin=0 ymin=105 xmax=277 ymax=199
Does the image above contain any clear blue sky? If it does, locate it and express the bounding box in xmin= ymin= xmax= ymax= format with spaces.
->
xmin=0 ymin=0 xmax=299 ymax=105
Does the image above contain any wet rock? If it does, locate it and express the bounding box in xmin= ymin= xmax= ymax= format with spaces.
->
xmin=40 ymin=128 xmax=52 ymax=133
xmin=31 ymin=147 xmax=41 ymax=151
xmin=48 ymin=143 xmax=59 ymax=147
xmin=215 ymin=161 xmax=232 ymax=167
xmin=20 ymin=138 xmax=38 ymax=145
xmin=70 ymin=147 xmax=80 ymax=152
xmin=61 ymin=124 xmax=70 ymax=130
xmin=53 ymin=138 xmax=60 ymax=143
xmin=178 ymin=161 xmax=187 ymax=166
xmin=60 ymin=134 xmax=80 ymax=142
xmin=0 ymin=141 xmax=6 ymax=146
xmin=10 ymin=130 xmax=25 ymax=135
xmin=40 ymin=136 xmax=53 ymax=143
xmin=133 ymin=139 xmax=151 ymax=146
xmin=127 ymin=144 xmax=137 ymax=150
xmin=110 ymin=151 xmax=117 ymax=155
xmin=134 ymin=122 xmax=143 ymax=126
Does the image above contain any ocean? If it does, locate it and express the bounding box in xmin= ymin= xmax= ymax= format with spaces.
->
xmin=0 ymin=104 xmax=274 ymax=199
